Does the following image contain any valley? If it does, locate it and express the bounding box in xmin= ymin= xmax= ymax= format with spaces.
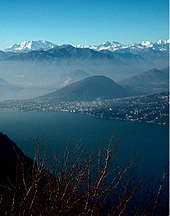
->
xmin=0 ymin=1 xmax=169 ymax=214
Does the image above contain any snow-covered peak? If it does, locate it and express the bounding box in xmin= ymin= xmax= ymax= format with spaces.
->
xmin=4 ymin=39 xmax=169 ymax=53
xmin=76 ymin=41 xmax=124 ymax=51
xmin=157 ymin=39 xmax=165 ymax=44
xmin=101 ymin=42 xmax=124 ymax=51
xmin=4 ymin=40 xmax=57 ymax=52
xmin=103 ymin=41 xmax=112 ymax=46
xmin=140 ymin=41 xmax=153 ymax=47
xmin=166 ymin=39 xmax=170 ymax=44
xmin=156 ymin=39 xmax=170 ymax=44
xmin=76 ymin=39 xmax=169 ymax=53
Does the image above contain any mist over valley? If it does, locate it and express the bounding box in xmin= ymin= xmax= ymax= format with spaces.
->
xmin=0 ymin=39 xmax=168 ymax=100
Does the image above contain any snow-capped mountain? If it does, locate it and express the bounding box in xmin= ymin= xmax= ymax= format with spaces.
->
xmin=4 ymin=40 xmax=56 ymax=52
xmin=76 ymin=41 xmax=125 ymax=51
xmin=76 ymin=39 xmax=169 ymax=52
xmin=127 ymin=40 xmax=169 ymax=52
xmin=4 ymin=39 xmax=169 ymax=54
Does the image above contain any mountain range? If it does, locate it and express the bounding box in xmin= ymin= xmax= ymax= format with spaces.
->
xmin=36 ymin=66 xmax=169 ymax=103
xmin=0 ymin=39 xmax=168 ymax=100
xmin=77 ymin=39 xmax=170 ymax=53
xmin=3 ymin=39 xmax=170 ymax=53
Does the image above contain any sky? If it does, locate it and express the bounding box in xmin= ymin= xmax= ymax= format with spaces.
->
xmin=0 ymin=0 xmax=169 ymax=49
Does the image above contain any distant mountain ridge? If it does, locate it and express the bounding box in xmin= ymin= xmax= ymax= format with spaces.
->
xmin=2 ymin=40 xmax=169 ymax=69
xmin=0 ymin=77 xmax=8 ymax=85
xmin=119 ymin=67 xmax=169 ymax=94
xmin=0 ymin=39 xmax=168 ymax=100
xmin=0 ymin=76 xmax=20 ymax=90
xmin=77 ymin=39 xmax=170 ymax=52
xmin=4 ymin=45 xmax=121 ymax=63
xmin=4 ymin=39 xmax=169 ymax=53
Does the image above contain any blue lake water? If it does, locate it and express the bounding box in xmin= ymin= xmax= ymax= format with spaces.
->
xmin=0 ymin=110 xmax=168 ymax=183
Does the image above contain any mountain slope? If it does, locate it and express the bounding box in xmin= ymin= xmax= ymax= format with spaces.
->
xmin=38 ymin=75 xmax=130 ymax=102
xmin=119 ymin=68 xmax=169 ymax=94
xmin=47 ymin=45 xmax=116 ymax=59
xmin=5 ymin=45 xmax=121 ymax=63
xmin=0 ymin=133 xmax=33 ymax=184
xmin=76 ymin=40 xmax=169 ymax=69
xmin=0 ymin=77 xmax=27 ymax=100
xmin=161 ymin=66 xmax=169 ymax=74
xmin=0 ymin=76 xmax=22 ymax=90
xmin=60 ymin=69 xmax=90 ymax=85
xmin=0 ymin=77 xmax=8 ymax=86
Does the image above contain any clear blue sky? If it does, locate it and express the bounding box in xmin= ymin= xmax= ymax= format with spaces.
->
xmin=0 ymin=0 xmax=169 ymax=49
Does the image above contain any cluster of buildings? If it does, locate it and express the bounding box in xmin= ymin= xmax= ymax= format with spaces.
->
xmin=0 ymin=92 xmax=168 ymax=125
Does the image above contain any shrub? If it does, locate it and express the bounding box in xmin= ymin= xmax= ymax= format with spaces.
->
xmin=0 ymin=140 xmax=168 ymax=215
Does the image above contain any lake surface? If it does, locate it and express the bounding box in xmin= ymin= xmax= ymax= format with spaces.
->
xmin=0 ymin=110 xmax=168 ymax=183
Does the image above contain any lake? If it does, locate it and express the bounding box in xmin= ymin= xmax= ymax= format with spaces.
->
xmin=0 ymin=110 xmax=168 ymax=183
